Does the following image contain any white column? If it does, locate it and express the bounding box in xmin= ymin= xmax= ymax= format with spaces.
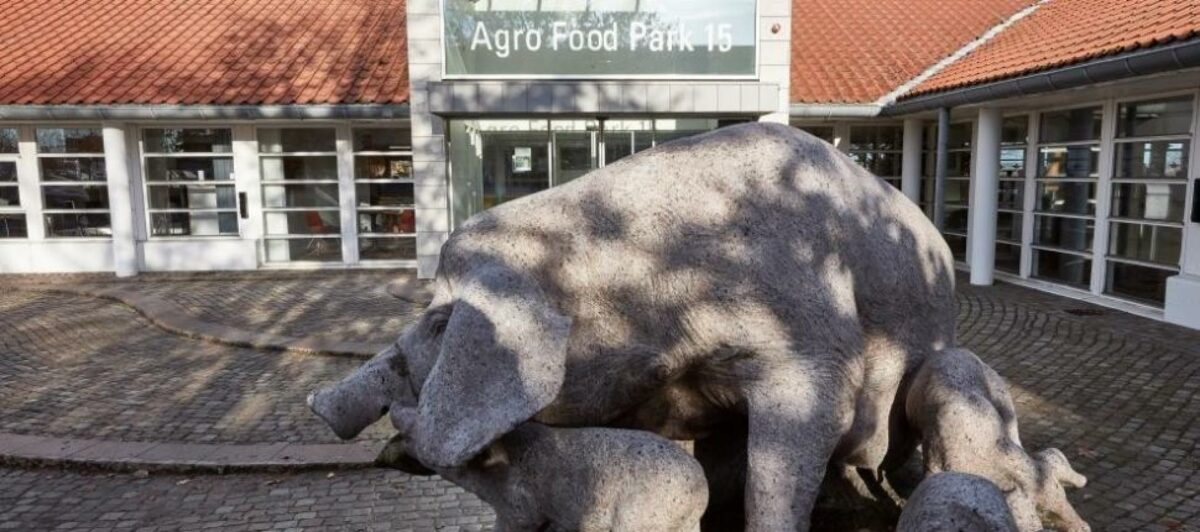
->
xmin=901 ymin=118 xmax=923 ymax=203
xmin=968 ymin=108 xmax=1002 ymax=286
xmin=232 ymin=125 xmax=263 ymax=264
xmin=336 ymin=124 xmax=359 ymax=265
xmin=16 ymin=126 xmax=45 ymax=240
xmin=1164 ymin=101 xmax=1200 ymax=330
xmin=102 ymin=123 xmax=137 ymax=277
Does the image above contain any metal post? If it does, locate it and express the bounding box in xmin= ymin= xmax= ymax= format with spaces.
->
xmin=933 ymin=107 xmax=951 ymax=231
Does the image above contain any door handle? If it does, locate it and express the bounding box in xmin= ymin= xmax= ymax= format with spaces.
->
xmin=239 ymin=192 xmax=249 ymax=219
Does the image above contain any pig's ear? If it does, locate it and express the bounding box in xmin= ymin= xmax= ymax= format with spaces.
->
xmin=408 ymin=265 xmax=571 ymax=468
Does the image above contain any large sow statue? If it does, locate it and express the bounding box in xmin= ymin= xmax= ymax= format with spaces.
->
xmin=311 ymin=122 xmax=957 ymax=531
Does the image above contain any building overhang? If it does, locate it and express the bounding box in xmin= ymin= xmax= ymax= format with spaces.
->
xmin=0 ymin=104 xmax=411 ymax=121
xmin=788 ymin=103 xmax=883 ymax=119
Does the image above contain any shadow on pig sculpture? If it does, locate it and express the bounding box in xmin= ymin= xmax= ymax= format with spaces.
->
xmin=897 ymin=472 xmax=1020 ymax=532
xmin=905 ymin=348 xmax=1089 ymax=531
xmin=309 ymin=122 xmax=959 ymax=531
xmin=378 ymin=413 xmax=708 ymax=532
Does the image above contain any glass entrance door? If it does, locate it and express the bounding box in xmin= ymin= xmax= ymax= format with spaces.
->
xmin=448 ymin=118 xmax=728 ymax=228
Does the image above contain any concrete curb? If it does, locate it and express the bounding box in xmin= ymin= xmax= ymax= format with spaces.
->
xmin=14 ymin=285 xmax=384 ymax=359
xmin=0 ymin=433 xmax=381 ymax=474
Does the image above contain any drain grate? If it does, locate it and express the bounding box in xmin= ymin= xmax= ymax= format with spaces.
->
xmin=1064 ymin=308 xmax=1105 ymax=317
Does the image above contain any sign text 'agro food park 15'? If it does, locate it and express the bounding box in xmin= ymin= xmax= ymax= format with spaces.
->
xmin=442 ymin=0 xmax=757 ymax=79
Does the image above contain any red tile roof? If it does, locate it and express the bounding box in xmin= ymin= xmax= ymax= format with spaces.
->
xmin=791 ymin=0 xmax=1034 ymax=104
xmin=906 ymin=0 xmax=1200 ymax=98
xmin=0 ymin=0 xmax=409 ymax=106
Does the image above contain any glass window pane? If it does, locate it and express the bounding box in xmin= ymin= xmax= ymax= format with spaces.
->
xmin=264 ymin=238 xmax=342 ymax=262
xmin=36 ymin=128 xmax=103 ymax=153
xmin=150 ymin=212 xmax=238 ymax=236
xmin=1000 ymin=147 xmax=1026 ymax=178
xmin=0 ymin=213 xmax=27 ymax=238
xmin=359 ymin=237 xmax=416 ymax=261
xmin=353 ymin=128 xmax=411 ymax=152
xmin=43 ymin=185 xmax=109 ymax=210
xmin=1105 ymin=261 xmax=1173 ymax=305
xmin=947 ymin=123 xmax=972 ymax=149
xmin=997 ymin=212 xmax=1022 ymax=243
xmin=849 ymin=125 xmax=903 ymax=151
xmin=260 ymin=156 xmax=338 ymax=181
xmin=1108 ymin=222 xmax=1182 ymax=266
xmin=998 ymin=181 xmax=1024 ymax=210
xmin=40 ymin=157 xmax=107 ymax=182
xmin=798 ymin=126 xmax=835 ymax=144
xmin=1001 ymin=116 xmax=1028 ymax=145
xmin=1034 ymin=215 xmax=1094 ymax=251
xmin=258 ymin=128 xmax=336 ymax=153
xmin=359 ymin=211 xmax=416 ymax=234
xmin=146 ymin=157 xmax=234 ymax=182
xmin=0 ymin=161 xmax=16 ymax=182
xmin=945 ymin=234 xmax=967 ymax=261
xmin=45 ymin=212 xmax=111 ymax=237
xmin=1036 ymin=182 xmax=1096 ymax=215
xmin=653 ymin=118 xmax=719 ymax=144
xmin=1114 ymin=141 xmax=1188 ymax=180
xmin=1117 ymin=96 xmax=1194 ymax=138
xmin=944 ymin=180 xmax=971 ymax=207
xmin=0 ymin=128 xmax=17 ymax=153
xmin=262 ymin=184 xmax=341 ymax=208
xmin=264 ymin=210 xmax=341 ymax=236
xmin=947 ymin=151 xmax=972 ymax=177
xmin=850 ymin=152 xmax=901 ymax=177
xmin=944 ymin=206 xmax=970 ymax=234
xmin=143 ymin=129 xmax=232 ymax=153
xmin=357 ymin=183 xmax=414 ymax=207
xmin=147 ymin=184 xmax=236 ymax=210
xmin=354 ymin=156 xmax=413 ymax=180
xmin=1038 ymin=146 xmax=1099 ymax=179
xmin=996 ymin=243 xmax=1021 ymax=274
xmin=1110 ymin=183 xmax=1186 ymax=222
xmin=1039 ymin=107 xmax=1103 ymax=143
xmin=1034 ymin=249 xmax=1092 ymax=288
xmin=0 ymin=186 xmax=21 ymax=207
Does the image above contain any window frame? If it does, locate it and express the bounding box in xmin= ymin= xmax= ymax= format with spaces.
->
xmin=257 ymin=125 xmax=344 ymax=263
xmin=1101 ymin=93 xmax=1195 ymax=303
xmin=139 ymin=126 xmax=239 ymax=239
xmin=352 ymin=126 xmax=417 ymax=263
xmin=34 ymin=125 xmax=110 ymax=239
xmin=0 ymin=127 xmax=24 ymax=239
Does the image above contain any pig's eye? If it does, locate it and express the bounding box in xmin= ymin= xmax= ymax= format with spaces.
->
xmin=430 ymin=318 xmax=448 ymax=336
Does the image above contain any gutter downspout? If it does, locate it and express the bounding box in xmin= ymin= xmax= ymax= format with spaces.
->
xmin=933 ymin=107 xmax=951 ymax=231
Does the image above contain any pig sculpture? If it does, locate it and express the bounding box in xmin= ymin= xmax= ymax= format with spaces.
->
xmin=310 ymin=122 xmax=958 ymax=531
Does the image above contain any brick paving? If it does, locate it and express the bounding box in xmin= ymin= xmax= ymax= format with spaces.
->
xmin=131 ymin=272 xmax=423 ymax=346
xmin=0 ymin=468 xmax=494 ymax=532
xmin=0 ymin=272 xmax=1198 ymax=530
xmin=0 ymin=290 xmax=391 ymax=444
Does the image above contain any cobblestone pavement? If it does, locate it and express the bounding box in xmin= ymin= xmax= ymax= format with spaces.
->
xmin=1 ymin=272 xmax=1199 ymax=530
xmin=0 ymin=468 xmax=494 ymax=531
xmin=0 ymin=290 xmax=391 ymax=444
xmin=957 ymin=281 xmax=1200 ymax=531
xmin=127 ymin=272 xmax=423 ymax=346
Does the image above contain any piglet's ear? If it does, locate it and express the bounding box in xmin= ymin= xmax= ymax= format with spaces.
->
xmin=407 ymin=265 xmax=571 ymax=468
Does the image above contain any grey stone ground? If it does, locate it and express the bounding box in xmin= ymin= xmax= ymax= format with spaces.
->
xmin=0 ymin=271 xmax=1198 ymax=531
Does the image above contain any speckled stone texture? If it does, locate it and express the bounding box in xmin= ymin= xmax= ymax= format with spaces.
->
xmin=905 ymin=348 xmax=1089 ymax=531
xmin=380 ymin=422 xmax=707 ymax=532
xmin=312 ymin=123 xmax=958 ymax=531
xmin=897 ymin=472 xmax=1019 ymax=532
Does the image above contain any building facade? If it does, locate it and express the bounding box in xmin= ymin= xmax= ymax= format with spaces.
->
xmin=0 ymin=0 xmax=1198 ymax=330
